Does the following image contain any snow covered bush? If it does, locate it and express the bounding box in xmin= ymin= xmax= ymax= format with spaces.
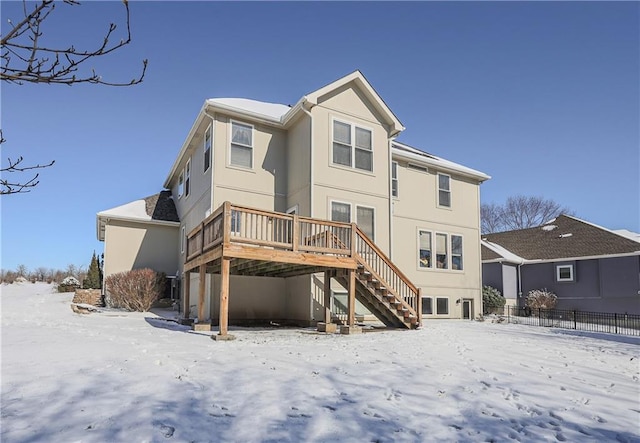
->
xmin=58 ymin=276 xmax=81 ymax=292
xmin=482 ymin=285 xmax=506 ymax=314
xmin=525 ymin=288 xmax=558 ymax=309
xmin=105 ymin=269 xmax=163 ymax=312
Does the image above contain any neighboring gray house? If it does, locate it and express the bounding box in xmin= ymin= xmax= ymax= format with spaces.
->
xmin=481 ymin=215 xmax=640 ymax=314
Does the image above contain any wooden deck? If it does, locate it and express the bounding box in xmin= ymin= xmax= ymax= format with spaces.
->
xmin=183 ymin=202 xmax=422 ymax=337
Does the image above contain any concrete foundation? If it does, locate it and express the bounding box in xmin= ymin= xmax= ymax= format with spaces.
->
xmin=340 ymin=325 xmax=363 ymax=335
xmin=317 ymin=322 xmax=338 ymax=333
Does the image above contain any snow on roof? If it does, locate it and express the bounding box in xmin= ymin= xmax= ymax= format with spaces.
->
xmin=613 ymin=229 xmax=640 ymax=243
xmin=207 ymin=98 xmax=291 ymax=121
xmin=98 ymin=199 xmax=150 ymax=221
xmin=392 ymin=141 xmax=491 ymax=182
xmin=481 ymin=239 xmax=525 ymax=264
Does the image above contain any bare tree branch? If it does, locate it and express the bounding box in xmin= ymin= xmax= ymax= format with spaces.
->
xmin=1 ymin=0 xmax=147 ymax=195
xmin=481 ymin=195 xmax=574 ymax=234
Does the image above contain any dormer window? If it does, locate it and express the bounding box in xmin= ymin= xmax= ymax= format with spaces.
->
xmin=332 ymin=120 xmax=373 ymax=172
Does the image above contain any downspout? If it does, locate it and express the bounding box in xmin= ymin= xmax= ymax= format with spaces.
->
xmin=301 ymin=102 xmax=314 ymax=217
xmin=300 ymin=102 xmax=315 ymax=323
xmin=388 ymin=137 xmax=395 ymax=260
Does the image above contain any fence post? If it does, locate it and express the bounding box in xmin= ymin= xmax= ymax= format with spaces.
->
xmin=573 ymin=310 xmax=577 ymax=330
xmin=538 ymin=308 xmax=542 ymax=327
xmin=507 ymin=306 xmax=510 ymax=324
xmin=615 ymin=313 xmax=618 ymax=335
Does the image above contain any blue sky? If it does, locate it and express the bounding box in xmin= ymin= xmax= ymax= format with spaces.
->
xmin=1 ymin=1 xmax=638 ymax=272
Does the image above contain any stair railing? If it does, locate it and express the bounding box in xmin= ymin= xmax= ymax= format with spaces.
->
xmin=353 ymin=225 xmax=421 ymax=324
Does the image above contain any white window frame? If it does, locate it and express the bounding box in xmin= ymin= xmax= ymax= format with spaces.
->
xmin=437 ymin=173 xmax=451 ymax=208
xmin=435 ymin=232 xmax=448 ymax=269
xmin=180 ymin=226 xmax=186 ymax=254
xmin=203 ymin=124 xmax=212 ymax=173
xmin=422 ymin=296 xmax=433 ymax=315
xmin=178 ymin=171 xmax=184 ymax=199
xmin=331 ymin=118 xmax=374 ymax=173
xmin=556 ymin=264 xmax=574 ymax=282
xmin=356 ymin=204 xmax=375 ymax=241
xmin=229 ymin=119 xmax=254 ymax=170
xmin=436 ymin=297 xmax=449 ymax=315
xmin=418 ymin=230 xmax=432 ymax=269
xmin=451 ymin=234 xmax=463 ymax=271
xmin=184 ymin=158 xmax=191 ymax=198
xmin=391 ymin=161 xmax=398 ymax=198
xmin=329 ymin=200 xmax=352 ymax=224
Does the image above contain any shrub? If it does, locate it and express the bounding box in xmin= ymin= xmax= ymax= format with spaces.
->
xmin=105 ymin=269 xmax=163 ymax=312
xmin=526 ymin=288 xmax=558 ymax=309
xmin=58 ymin=276 xmax=81 ymax=293
xmin=482 ymin=285 xmax=506 ymax=314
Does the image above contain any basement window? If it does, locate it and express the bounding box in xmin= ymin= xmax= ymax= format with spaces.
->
xmin=436 ymin=297 xmax=449 ymax=315
xmin=422 ymin=297 xmax=433 ymax=315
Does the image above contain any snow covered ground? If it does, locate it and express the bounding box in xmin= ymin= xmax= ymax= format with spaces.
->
xmin=2 ymin=283 xmax=639 ymax=443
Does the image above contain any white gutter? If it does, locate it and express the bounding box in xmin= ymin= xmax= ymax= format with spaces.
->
xmin=388 ymin=137 xmax=395 ymax=259
xmin=96 ymin=214 xmax=180 ymax=241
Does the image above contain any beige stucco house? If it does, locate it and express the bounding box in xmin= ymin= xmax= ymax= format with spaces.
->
xmin=97 ymin=71 xmax=490 ymax=333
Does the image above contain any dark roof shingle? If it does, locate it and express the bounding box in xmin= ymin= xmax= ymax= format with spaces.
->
xmin=482 ymin=215 xmax=640 ymax=261
xmin=144 ymin=190 xmax=179 ymax=222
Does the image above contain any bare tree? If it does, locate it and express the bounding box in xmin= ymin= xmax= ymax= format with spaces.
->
xmin=481 ymin=195 xmax=574 ymax=234
xmin=65 ymin=263 xmax=77 ymax=278
xmin=1 ymin=0 xmax=147 ymax=195
xmin=34 ymin=266 xmax=48 ymax=281
xmin=16 ymin=264 xmax=28 ymax=277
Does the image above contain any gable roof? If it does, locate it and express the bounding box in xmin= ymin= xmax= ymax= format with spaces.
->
xmin=302 ymin=70 xmax=404 ymax=135
xmin=96 ymin=190 xmax=179 ymax=241
xmin=481 ymin=215 xmax=640 ymax=263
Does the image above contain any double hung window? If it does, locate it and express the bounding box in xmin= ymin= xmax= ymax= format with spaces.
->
xmin=438 ymin=173 xmax=451 ymax=207
xmin=332 ymin=120 xmax=373 ymax=172
xmin=230 ymin=121 xmax=253 ymax=168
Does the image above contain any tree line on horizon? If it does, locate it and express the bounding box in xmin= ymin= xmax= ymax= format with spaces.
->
xmin=1 ymin=252 xmax=103 ymax=289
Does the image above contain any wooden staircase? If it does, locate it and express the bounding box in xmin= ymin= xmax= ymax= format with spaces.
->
xmin=334 ymin=227 xmax=421 ymax=329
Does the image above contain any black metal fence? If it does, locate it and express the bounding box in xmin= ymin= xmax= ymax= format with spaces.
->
xmin=504 ymin=306 xmax=640 ymax=337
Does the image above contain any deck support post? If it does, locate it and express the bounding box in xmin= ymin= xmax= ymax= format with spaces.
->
xmin=348 ymin=268 xmax=356 ymax=327
xmin=218 ymin=257 xmax=231 ymax=337
xmin=196 ymin=264 xmax=209 ymax=330
xmin=324 ymin=270 xmax=332 ymax=324
xmin=182 ymin=270 xmax=191 ymax=320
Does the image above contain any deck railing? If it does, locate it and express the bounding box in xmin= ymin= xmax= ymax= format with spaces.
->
xmin=186 ymin=202 xmax=353 ymax=261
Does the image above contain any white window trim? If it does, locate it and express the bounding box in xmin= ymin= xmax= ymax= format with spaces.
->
xmin=229 ymin=119 xmax=255 ymax=170
xmin=451 ymin=233 xmax=464 ymax=272
xmin=422 ymin=296 xmax=433 ymax=315
xmin=180 ymin=226 xmax=186 ymax=254
xmin=556 ymin=264 xmax=574 ymax=282
xmin=329 ymin=199 xmax=352 ymax=224
xmin=330 ymin=117 xmax=374 ymax=174
xmin=391 ymin=161 xmax=399 ymax=198
xmin=355 ymin=203 xmax=376 ymax=241
xmin=417 ymin=229 xmax=433 ymax=269
xmin=435 ymin=297 xmax=449 ymax=315
xmin=178 ymin=171 xmax=184 ymax=199
xmin=417 ymin=229 xmax=463 ymax=272
xmin=437 ymin=172 xmax=452 ymax=209
xmin=203 ymin=123 xmax=212 ymax=173
xmin=184 ymin=158 xmax=191 ymax=198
